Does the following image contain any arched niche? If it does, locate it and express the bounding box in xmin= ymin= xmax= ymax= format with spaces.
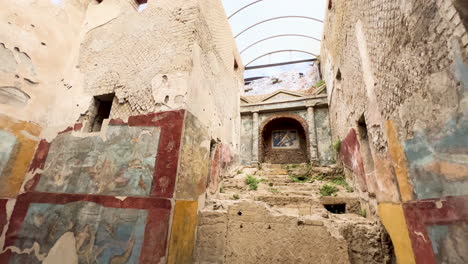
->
xmin=258 ymin=114 xmax=310 ymax=164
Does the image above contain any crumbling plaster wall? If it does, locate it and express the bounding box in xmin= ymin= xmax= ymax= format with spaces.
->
xmin=78 ymin=0 xmax=243 ymax=150
xmin=0 ymin=0 xmax=92 ymax=125
xmin=321 ymin=0 xmax=467 ymax=263
xmin=0 ymin=0 xmax=243 ymax=152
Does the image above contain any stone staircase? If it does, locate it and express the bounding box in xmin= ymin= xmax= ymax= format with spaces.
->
xmin=194 ymin=164 xmax=394 ymax=264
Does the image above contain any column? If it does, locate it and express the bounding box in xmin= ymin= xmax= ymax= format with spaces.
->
xmin=251 ymin=112 xmax=259 ymax=164
xmin=307 ymin=107 xmax=319 ymax=162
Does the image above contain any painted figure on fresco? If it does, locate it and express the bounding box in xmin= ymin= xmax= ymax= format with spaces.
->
xmin=272 ymin=130 xmax=299 ymax=149
xmin=10 ymin=202 xmax=147 ymax=264
xmin=35 ymin=126 xmax=161 ymax=197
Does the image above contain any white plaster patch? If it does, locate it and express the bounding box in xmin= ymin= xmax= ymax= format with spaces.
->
xmin=19 ymin=170 xmax=42 ymax=194
xmin=3 ymin=242 xmax=46 ymax=262
xmin=43 ymin=232 xmax=78 ymax=264
xmin=0 ymin=199 xmax=16 ymax=252
xmin=115 ymin=196 xmax=128 ymax=201
xmin=20 ymin=130 xmax=40 ymax=141
xmin=414 ymin=231 xmax=427 ymax=242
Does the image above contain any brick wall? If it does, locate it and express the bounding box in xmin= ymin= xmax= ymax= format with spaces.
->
xmin=321 ymin=0 xmax=467 ymax=263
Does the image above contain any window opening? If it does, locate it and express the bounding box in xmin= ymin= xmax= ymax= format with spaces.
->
xmin=357 ymin=114 xmax=375 ymax=174
xmin=90 ymin=93 xmax=114 ymax=132
xmin=324 ymin=203 xmax=346 ymax=214
xmin=453 ymin=0 xmax=468 ymax=31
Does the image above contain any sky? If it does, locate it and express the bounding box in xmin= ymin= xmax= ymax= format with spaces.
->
xmin=221 ymin=0 xmax=327 ymax=78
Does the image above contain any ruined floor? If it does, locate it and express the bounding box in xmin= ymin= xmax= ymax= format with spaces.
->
xmin=194 ymin=164 xmax=394 ymax=264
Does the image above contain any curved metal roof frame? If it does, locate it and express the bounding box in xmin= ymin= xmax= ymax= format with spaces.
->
xmin=228 ymin=0 xmax=265 ymax=19
xmin=234 ymin=16 xmax=323 ymax=38
xmin=240 ymin=34 xmax=320 ymax=54
xmin=245 ymin=50 xmax=318 ymax=67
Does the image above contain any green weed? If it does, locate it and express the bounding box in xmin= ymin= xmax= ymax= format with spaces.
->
xmin=269 ymin=188 xmax=280 ymax=193
xmin=319 ymin=184 xmax=339 ymax=196
xmin=332 ymin=140 xmax=341 ymax=153
xmin=232 ymin=194 xmax=240 ymax=200
xmin=245 ymin=175 xmax=261 ymax=190
xmin=290 ymin=175 xmax=309 ymax=183
xmin=315 ymin=80 xmax=325 ymax=87
xmin=360 ymin=208 xmax=367 ymax=218
xmin=219 ymin=185 xmax=225 ymax=193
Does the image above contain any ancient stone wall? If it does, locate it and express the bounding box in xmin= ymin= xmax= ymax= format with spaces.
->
xmin=0 ymin=110 xmax=215 ymax=263
xmin=240 ymin=108 xmax=334 ymax=165
xmin=321 ymin=0 xmax=468 ymax=263
xmin=0 ymin=1 xmax=242 ymax=263
xmin=194 ymin=201 xmax=389 ymax=264
xmin=0 ymin=0 xmax=243 ymax=152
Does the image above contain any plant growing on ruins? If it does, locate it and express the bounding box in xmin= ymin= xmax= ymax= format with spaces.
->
xmin=346 ymin=186 xmax=354 ymax=193
xmin=332 ymin=140 xmax=341 ymax=153
xmin=268 ymin=182 xmax=274 ymax=187
xmin=220 ymin=185 xmax=225 ymax=193
xmin=331 ymin=175 xmax=351 ymax=188
xmin=290 ymin=175 xmax=309 ymax=183
xmin=360 ymin=208 xmax=367 ymax=218
xmin=314 ymin=80 xmax=325 ymax=87
xmin=237 ymin=170 xmax=242 ymax=174
xmin=314 ymin=173 xmax=327 ymax=181
xmin=269 ymin=188 xmax=280 ymax=193
xmin=232 ymin=194 xmax=240 ymax=200
xmin=319 ymin=184 xmax=339 ymax=196
xmin=245 ymin=175 xmax=261 ymax=190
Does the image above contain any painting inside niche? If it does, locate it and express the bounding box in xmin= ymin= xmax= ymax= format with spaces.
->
xmin=35 ymin=125 xmax=161 ymax=196
xmin=9 ymin=201 xmax=147 ymax=264
xmin=272 ymin=130 xmax=299 ymax=149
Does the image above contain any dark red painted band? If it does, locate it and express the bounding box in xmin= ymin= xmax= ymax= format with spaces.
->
xmin=403 ymin=195 xmax=468 ymax=264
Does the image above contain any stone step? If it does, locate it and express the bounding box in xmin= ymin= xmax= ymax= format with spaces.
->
xmin=257 ymin=169 xmax=289 ymax=175
xmin=253 ymin=195 xmax=321 ymax=206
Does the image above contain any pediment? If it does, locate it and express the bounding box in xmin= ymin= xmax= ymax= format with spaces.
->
xmin=240 ymin=97 xmax=251 ymax=105
xmin=261 ymin=90 xmax=303 ymax=103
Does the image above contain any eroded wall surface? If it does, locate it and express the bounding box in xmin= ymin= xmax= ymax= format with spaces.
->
xmin=321 ymin=0 xmax=468 ymax=263
xmin=0 ymin=110 xmax=218 ymax=263
xmin=0 ymin=1 xmax=241 ymax=263
xmin=0 ymin=0 xmax=243 ymax=155
xmin=194 ymin=201 xmax=391 ymax=264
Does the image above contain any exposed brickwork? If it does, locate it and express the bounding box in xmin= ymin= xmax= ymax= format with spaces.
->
xmin=322 ymin=0 xmax=468 ymax=262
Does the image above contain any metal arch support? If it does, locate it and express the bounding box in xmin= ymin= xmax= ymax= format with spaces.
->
xmin=228 ymin=0 xmax=265 ymax=19
xmin=234 ymin=16 xmax=323 ymax=38
xmin=245 ymin=50 xmax=318 ymax=67
xmin=240 ymin=34 xmax=321 ymax=54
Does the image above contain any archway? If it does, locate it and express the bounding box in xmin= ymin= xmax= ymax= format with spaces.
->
xmin=259 ymin=115 xmax=310 ymax=164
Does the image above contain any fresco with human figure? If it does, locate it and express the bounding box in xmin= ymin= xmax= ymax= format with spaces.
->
xmin=272 ymin=130 xmax=299 ymax=149
xmin=35 ymin=125 xmax=161 ymax=197
xmin=9 ymin=201 xmax=147 ymax=264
